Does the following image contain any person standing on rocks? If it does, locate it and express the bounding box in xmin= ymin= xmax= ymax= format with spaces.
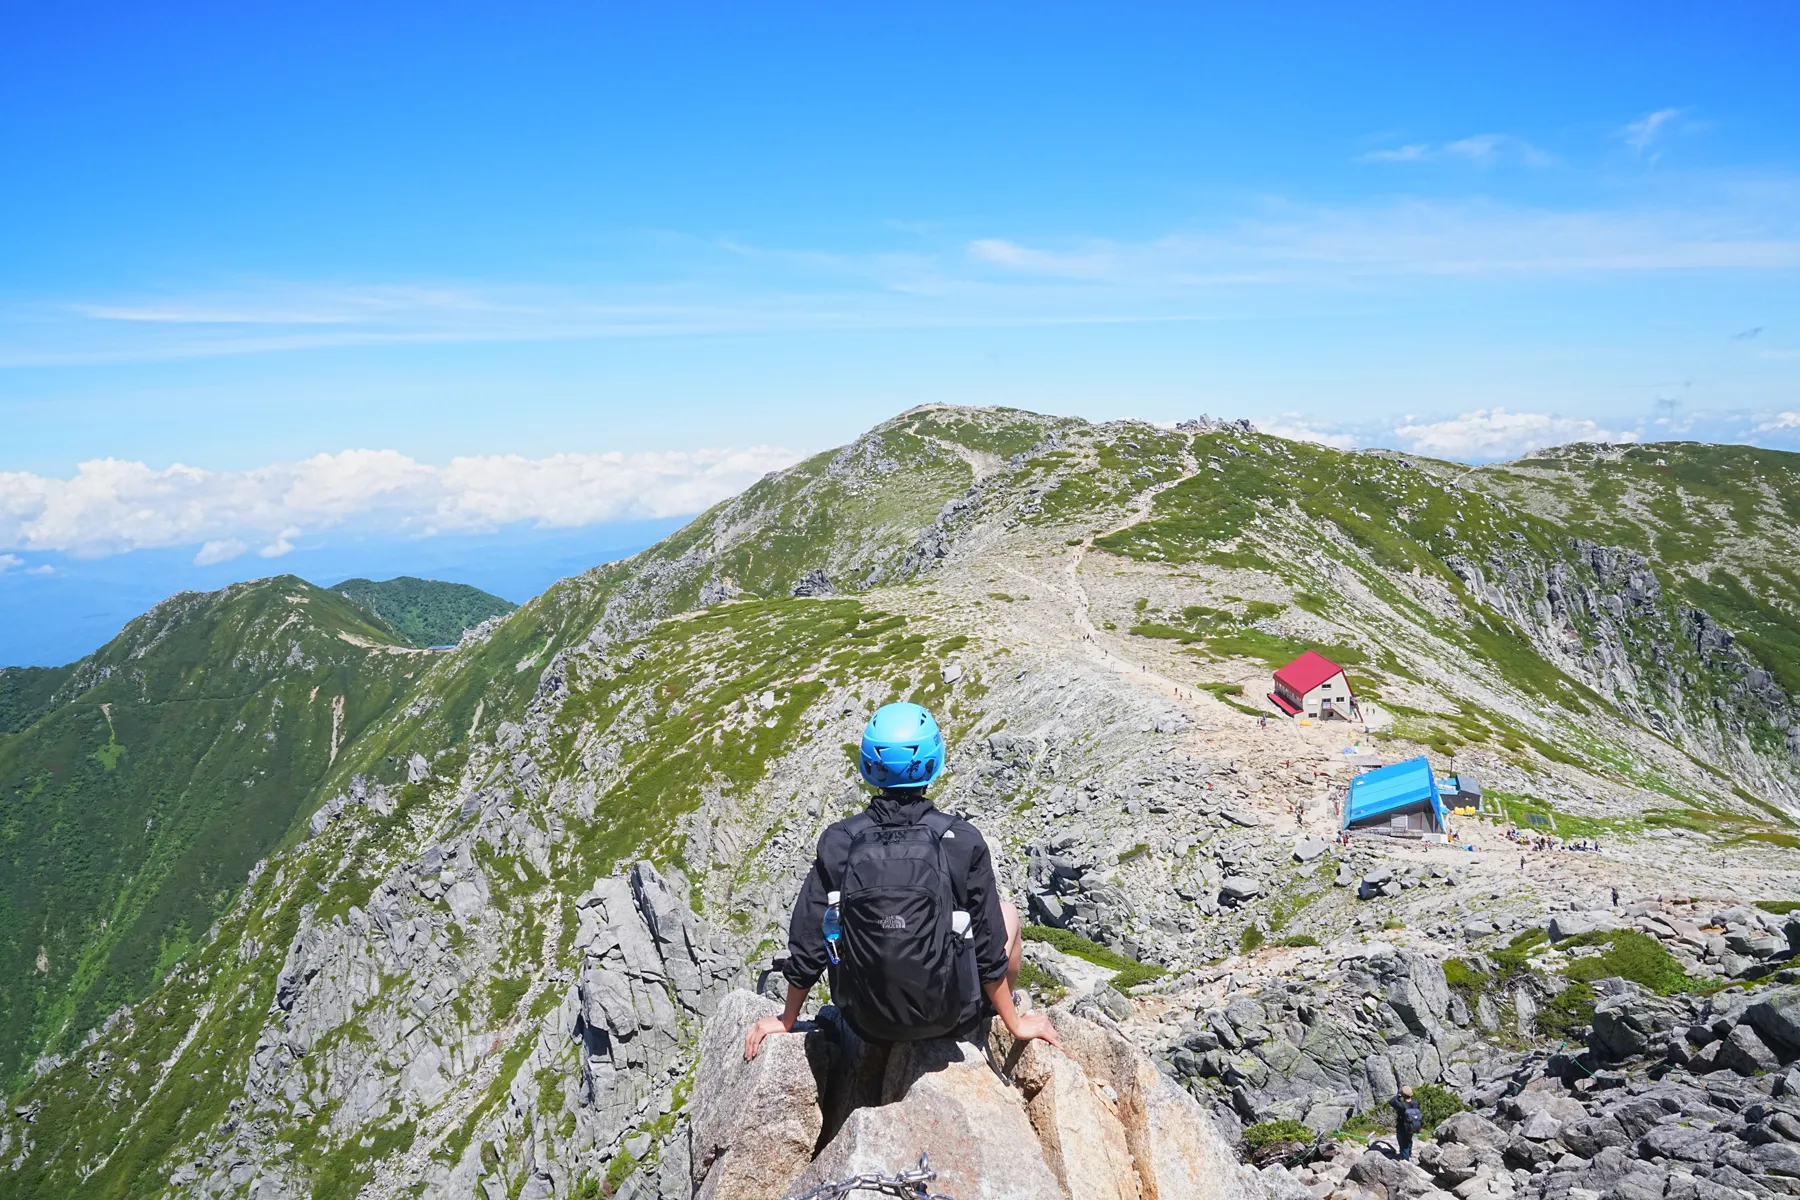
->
xmin=744 ymin=702 xmax=1060 ymax=1060
xmin=1390 ymin=1085 xmax=1422 ymax=1160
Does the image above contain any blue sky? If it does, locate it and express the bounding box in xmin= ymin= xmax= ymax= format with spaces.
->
xmin=3 ymin=2 xmax=1799 ymax=662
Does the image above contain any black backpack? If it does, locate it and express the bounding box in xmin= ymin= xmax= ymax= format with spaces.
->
xmin=1402 ymin=1099 xmax=1423 ymax=1133
xmin=832 ymin=809 xmax=981 ymax=1041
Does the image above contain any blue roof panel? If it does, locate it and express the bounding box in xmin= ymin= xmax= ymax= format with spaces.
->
xmin=1345 ymin=756 xmax=1443 ymax=826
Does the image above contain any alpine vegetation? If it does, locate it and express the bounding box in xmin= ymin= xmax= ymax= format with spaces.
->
xmin=2 ymin=405 xmax=1799 ymax=1200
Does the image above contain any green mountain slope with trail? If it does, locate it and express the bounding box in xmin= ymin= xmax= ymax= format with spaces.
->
xmin=3 ymin=406 xmax=1799 ymax=1199
xmin=1096 ymin=429 xmax=1800 ymax=812
xmin=0 ymin=578 xmax=430 ymax=1083
xmin=328 ymin=576 xmax=518 ymax=649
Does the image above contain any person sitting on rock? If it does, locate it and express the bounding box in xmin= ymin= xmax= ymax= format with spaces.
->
xmin=744 ymin=702 xmax=1060 ymax=1060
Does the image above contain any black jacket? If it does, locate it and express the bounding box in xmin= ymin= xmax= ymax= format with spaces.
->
xmin=781 ymin=791 xmax=1010 ymax=991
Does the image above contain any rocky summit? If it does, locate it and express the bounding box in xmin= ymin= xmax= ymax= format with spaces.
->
xmin=3 ymin=405 xmax=1800 ymax=1200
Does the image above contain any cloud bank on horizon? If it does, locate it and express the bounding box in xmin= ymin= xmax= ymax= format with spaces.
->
xmin=10 ymin=403 xmax=1800 ymax=568
xmin=0 ymin=446 xmax=799 ymax=564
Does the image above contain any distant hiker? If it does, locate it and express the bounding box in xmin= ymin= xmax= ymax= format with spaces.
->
xmin=744 ymin=703 xmax=1060 ymax=1062
xmin=1391 ymin=1085 xmax=1423 ymax=1160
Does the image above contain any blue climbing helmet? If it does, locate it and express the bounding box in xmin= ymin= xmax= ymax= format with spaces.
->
xmin=858 ymin=702 xmax=945 ymax=789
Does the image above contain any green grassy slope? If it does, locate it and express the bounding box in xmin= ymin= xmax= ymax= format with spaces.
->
xmin=315 ymin=406 xmax=1076 ymax=785
xmin=0 ymin=578 xmax=425 ymax=1081
xmin=328 ymin=576 xmax=518 ymax=648
xmin=1095 ymin=429 xmax=1800 ymax=808
xmin=1466 ymin=442 xmax=1800 ymax=698
xmin=0 ymin=667 xmax=72 ymax=737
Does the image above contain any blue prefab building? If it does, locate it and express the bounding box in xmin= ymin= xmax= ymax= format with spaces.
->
xmin=1343 ymin=755 xmax=1447 ymax=836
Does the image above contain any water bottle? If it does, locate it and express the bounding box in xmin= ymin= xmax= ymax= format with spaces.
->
xmin=823 ymin=890 xmax=842 ymax=965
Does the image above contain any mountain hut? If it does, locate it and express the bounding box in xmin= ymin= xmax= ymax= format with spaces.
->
xmin=1268 ymin=650 xmax=1356 ymax=720
xmin=1343 ymin=755 xmax=1447 ymax=838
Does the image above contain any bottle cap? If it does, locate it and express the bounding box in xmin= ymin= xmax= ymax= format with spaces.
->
xmin=827 ymin=891 xmax=841 ymax=905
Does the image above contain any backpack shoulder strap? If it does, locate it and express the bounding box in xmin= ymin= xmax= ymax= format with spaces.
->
xmin=917 ymin=810 xmax=971 ymax=907
xmin=832 ymin=812 xmax=877 ymax=877
xmin=918 ymin=809 xmax=957 ymax=837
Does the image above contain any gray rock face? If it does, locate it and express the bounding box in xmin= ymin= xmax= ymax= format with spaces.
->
xmin=1519 ymin=1110 xmax=1562 ymax=1141
xmin=1347 ymin=1149 xmax=1437 ymax=1198
xmin=793 ymin=1043 xmax=1062 ymax=1200
xmin=688 ymin=997 xmax=1259 ymax=1200
xmin=1293 ymin=837 xmax=1331 ymax=863
xmin=688 ymin=991 xmax=821 ymax=1200
xmin=1436 ymin=1111 xmax=1510 ymax=1152
xmin=1047 ymin=1010 xmax=1263 ymax=1200
xmin=1008 ymin=1036 xmax=1140 ymax=1200
xmin=1717 ymin=1023 xmax=1781 ymax=1075
xmin=1590 ymin=988 xmax=1682 ymax=1061
xmin=1221 ymin=875 xmax=1264 ymax=902
xmin=1385 ymin=954 xmax=1453 ymax=1036
xmin=1548 ymin=912 xmax=1619 ymax=940
xmin=1747 ymin=988 xmax=1800 ymax=1052
xmin=790 ymin=568 xmax=834 ymax=597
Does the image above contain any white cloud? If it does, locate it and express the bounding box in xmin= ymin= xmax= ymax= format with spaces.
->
xmin=1392 ymin=409 xmax=1640 ymax=461
xmin=9 ymin=176 xmax=1799 ymax=369
xmin=0 ymin=553 xmax=22 ymax=574
xmin=1 ymin=445 xmax=802 ymax=560
xmin=968 ymin=196 xmax=1800 ymax=294
xmin=259 ymin=529 xmax=299 ymax=558
xmin=194 ymin=539 xmax=247 ymax=565
xmin=25 ymin=564 xmax=53 ymax=576
xmin=1255 ymin=417 xmax=1358 ymax=450
xmin=1756 ymin=412 xmax=1800 ymax=432
xmin=1359 ymin=143 xmax=1430 ymax=163
xmin=967 ymin=239 xmax=1114 ymax=278
xmin=1358 ymin=134 xmax=1551 ymax=168
xmin=1622 ymin=108 xmax=1685 ymax=155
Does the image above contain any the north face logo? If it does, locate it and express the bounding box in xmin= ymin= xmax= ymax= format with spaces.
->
xmin=881 ymin=915 xmax=907 ymax=930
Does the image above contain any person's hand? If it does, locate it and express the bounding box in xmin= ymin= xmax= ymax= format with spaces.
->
xmin=1009 ymin=1011 xmax=1062 ymax=1050
xmin=743 ymin=1015 xmax=791 ymax=1060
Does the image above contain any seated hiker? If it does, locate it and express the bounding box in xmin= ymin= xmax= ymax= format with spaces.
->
xmin=745 ymin=702 xmax=1060 ymax=1059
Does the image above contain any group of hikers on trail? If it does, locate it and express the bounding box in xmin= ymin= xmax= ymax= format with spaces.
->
xmin=743 ymin=701 xmax=1061 ymax=1063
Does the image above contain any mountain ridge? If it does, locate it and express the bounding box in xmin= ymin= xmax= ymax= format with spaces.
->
xmin=2 ymin=404 xmax=1798 ymax=1200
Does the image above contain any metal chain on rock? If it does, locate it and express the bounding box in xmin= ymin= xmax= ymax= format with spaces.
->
xmin=781 ymin=1152 xmax=956 ymax=1200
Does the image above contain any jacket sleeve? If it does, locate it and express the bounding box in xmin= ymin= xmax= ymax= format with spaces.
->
xmin=781 ymin=836 xmax=834 ymax=990
xmin=963 ymin=827 xmax=1012 ymax=984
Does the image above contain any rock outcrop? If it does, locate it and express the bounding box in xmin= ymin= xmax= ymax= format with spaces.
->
xmin=689 ymin=992 xmax=821 ymax=1200
xmin=687 ymin=991 xmax=1263 ymax=1200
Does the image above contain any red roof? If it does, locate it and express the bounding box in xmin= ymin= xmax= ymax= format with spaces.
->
xmin=1274 ymin=650 xmax=1350 ymax=696
xmin=1267 ymin=691 xmax=1301 ymax=716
